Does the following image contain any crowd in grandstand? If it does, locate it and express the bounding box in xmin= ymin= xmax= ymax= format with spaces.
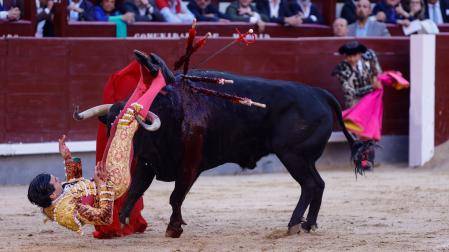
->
xmin=0 ymin=0 xmax=22 ymax=21
xmin=0 ymin=0 xmax=448 ymax=37
xmin=334 ymin=0 xmax=447 ymax=36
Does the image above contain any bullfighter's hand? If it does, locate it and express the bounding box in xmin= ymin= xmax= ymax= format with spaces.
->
xmin=372 ymin=78 xmax=383 ymax=90
xmin=58 ymin=135 xmax=72 ymax=160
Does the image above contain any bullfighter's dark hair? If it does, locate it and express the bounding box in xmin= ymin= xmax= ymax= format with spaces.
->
xmin=27 ymin=173 xmax=55 ymax=208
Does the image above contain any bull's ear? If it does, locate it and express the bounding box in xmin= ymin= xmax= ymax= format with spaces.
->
xmin=134 ymin=50 xmax=159 ymax=76
xmin=150 ymin=53 xmax=176 ymax=84
xmin=98 ymin=115 xmax=107 ymax=125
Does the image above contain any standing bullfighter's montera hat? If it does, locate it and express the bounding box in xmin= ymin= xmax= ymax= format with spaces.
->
xmin=338 ymin=41 xmax=368 ymax=56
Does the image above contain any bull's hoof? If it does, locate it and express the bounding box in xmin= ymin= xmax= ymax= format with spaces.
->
xmin=165 ymin=224 xmax=183 ymax=238
xmin=287 ymin=217 xmax=306 ymax=235
xmin=287 ymin=224 xmax=301 ymax=235
xmin=300 ymin=222 xmax=318 ymax=233
xmin=119 ymin=212 xmax=130 ymax=226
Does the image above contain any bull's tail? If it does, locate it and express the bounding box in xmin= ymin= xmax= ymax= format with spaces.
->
xmin=317 ymin=88 xmax=375 ymax=176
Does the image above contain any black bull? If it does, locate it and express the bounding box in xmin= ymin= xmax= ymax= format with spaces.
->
xmin=80 ymin=55 xmax=371 ymax=237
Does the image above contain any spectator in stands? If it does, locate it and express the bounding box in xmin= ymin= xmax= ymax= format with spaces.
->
xmin=255 ymin=0 xmax=302 ymax=26
xmin=95 ymin=0 xmax=135 ymax=37
xmin=187 ymin=0 xmax=229 ymax=22
xmin=155 ymin=0 xmax=195 ymax=23
xmin=67 ymin=0 xmax=95 ymax=21
xmin=333 ymin=17 xmax=349 ymax=36
xmin=401 ymin=0 xmax=426 ymax=20
xmin=0 ymin=0 xmax=21 ymax=21
xmin=340 ymin=0 xmax=357 ymax=24
xmin=348 ymin=0 xmax=391 ymax=37
xmin=395 ymin=0 xmax=425 ymax=26
xmin=289 ymin=0 xmax=324 ymax=24
xmin=95 ymin=0 xmax=135 ymax=23
xmin=36 ymin=0 xmax=55 ymax=37
xmin=373 ymin=0 xmax=405 ymax=24
xmin=424 ymin=0 xmax=449 ymax=24
xmin=123 ymin=0 xmax=164 ymax=22
xmin=226 ymin=0 xmax=268 ymax=31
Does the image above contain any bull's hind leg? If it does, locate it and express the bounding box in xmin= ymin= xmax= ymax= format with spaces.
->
xmin=302 ymin=164 xmax=324 ymax=232
xmin=276 ymin=152 xmax=324 ymax=235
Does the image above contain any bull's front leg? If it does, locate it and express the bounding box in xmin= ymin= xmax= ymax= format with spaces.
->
xmin=119 ymin=159 xmax=155 ymax=225
xmin=166 ymin=127 xmax=203 ymax=238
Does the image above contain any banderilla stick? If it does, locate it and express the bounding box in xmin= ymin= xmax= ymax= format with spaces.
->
xmin=190 ymin=85 xmax=266 ymax=109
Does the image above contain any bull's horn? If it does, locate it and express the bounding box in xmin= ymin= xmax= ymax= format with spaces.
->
xmin=135 ymin=111 xmax=161 ymax=131
xmin=73 ymin=104 xmax=113 ymax=121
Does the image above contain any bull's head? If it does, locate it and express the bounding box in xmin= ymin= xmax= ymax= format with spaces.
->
xmin=73 ymin=103 xmax=161 ymax=133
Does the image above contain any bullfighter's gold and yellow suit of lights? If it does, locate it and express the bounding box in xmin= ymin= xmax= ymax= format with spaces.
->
xmin=41 ymin=69 xmax=166 ymax=234
xmin=42 ymin=108 xmax=139 ymax=234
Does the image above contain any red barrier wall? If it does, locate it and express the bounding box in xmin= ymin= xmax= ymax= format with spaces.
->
xmin=0 ymin=20 xmax=35 ymax=37
xmin=435 ymin=35 xmax=449 ymax=145
xmin=0 ymin=37 xmax=410 ymax=143
xmin=0 ymin=39 xmax=6 ymax=143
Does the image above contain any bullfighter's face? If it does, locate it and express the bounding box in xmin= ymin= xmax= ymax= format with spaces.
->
xmin=49 ymin=175 xmax=63 ymax=200
xmin=345 ymin=53 xmax=362 ymax=67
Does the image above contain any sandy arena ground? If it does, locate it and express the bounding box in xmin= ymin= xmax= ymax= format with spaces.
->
xmin=1 ymin=143 xmax=449 ymax=252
